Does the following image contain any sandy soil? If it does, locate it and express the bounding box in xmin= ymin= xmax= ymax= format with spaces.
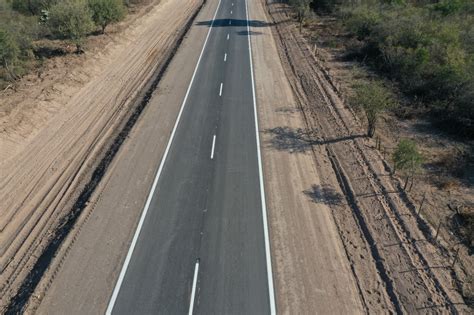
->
xmin=249 ymin=0 xmax=366 ymax=313
xmin=265 ymin=0 xmax=471 ymax=313
xmin=0 ymin=0 xmax=202 ymax=310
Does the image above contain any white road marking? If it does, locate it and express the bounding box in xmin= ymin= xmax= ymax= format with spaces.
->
xmin=227 ymin=33 xmax=229 ymax=40
xmin=105 ymin=0 xmax=223 ymax=313
xmin=245 ymin=0 xmax=276 ymax=313
xmin=232 ymin=2 xmax=234 ymax=6
xmin=188 ymin=260 xmax=200 ymax=315
xmin=230 ymin=10 xmax=232 ymax=14
xmin=229 ymin=20 xmax=231 ymax=25
xmin=224 ymin=53 xmax=227 ymax=62
xmin=219 ymin=82 xmax=223 ymax=96
xmin=211 ymin=135 xmax=216 ymax=159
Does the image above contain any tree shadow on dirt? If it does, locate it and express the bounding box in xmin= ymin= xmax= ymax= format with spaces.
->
xmin=264 ymin=126 xmax=314 ymax=153
xmin=264 ymin=126 xmax=365 ymax=153
xmin=303 ymin=184 xmax=344 ymax=206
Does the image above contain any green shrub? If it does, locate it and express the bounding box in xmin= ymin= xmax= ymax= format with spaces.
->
xmin=345 ymin=7 xmax=381 ymax=40
xmin=48 ymin=0 xmax=95 ymax=52
xmin=0 ymin=28 xmax=19 ymax=78
xmin=10 ymin=0 xmax=57 ymax=15
xmin=343 ymin=2 xmax=474 ymax=137
xmin=392 ymin=138 xmax=423 ymax=189
xmin=351 ymin=79 xmax=395 ymax=137
xmin=289 ymin=0 xmax=312 ymax=31
xmin=88 ymin=0 xmax=125 ymax=33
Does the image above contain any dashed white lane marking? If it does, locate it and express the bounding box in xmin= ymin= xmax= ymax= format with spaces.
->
xmin=229 ymin=20 xmax=231 ymax=25
xmin=230 ymin=10 xmax=232 ymax=14
xmin=210 ymin=135 xmax=216 ymax=159
xmin=227 ymin=33 xmax=229 ymax=40
xmin=105 ymin=0 xmax=223 ymax=313
xmin=224 ymin=53 xmax=227 ymax=62
xmin=219 ymin=82 xmax=223 ymax=96
xmin=188 ymin=259 xmax=200 ymax=315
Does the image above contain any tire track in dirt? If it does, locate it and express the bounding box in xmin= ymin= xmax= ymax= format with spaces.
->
xmin=266 ymin=1 xmax=468 ymax=313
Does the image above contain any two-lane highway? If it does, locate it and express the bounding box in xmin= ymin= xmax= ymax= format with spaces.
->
xmin=106 ymin=0 xmax=275 ymax=313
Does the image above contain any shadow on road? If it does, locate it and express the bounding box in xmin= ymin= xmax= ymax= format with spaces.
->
xmin=236 ymin=30 xmax=263 ymax=36
xmin=196 ymin=19 xmax=273 ymax=27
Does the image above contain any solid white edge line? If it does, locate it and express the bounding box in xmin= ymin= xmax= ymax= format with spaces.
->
xmin=188 ymin=260 xmax=200 ymax=315
xmin=105 ymin=0 xmax=223 ymax=313
xmin=211 ymin=134 xmax=216 ymax=159
xmin=219 ymin=82 xmax=223 ymax=96
xmin=245 ymin=0 xmax=276 ymax=314
xmin=224 ymin=53 xmax=227 ymax=62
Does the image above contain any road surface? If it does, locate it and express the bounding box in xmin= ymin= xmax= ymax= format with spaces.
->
xmin=106 ymin=0 xmax=275 ymax=313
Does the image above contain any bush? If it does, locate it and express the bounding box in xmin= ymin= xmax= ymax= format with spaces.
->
xmin=0 ymin=28 xmax=19 ymax=78
xmin=351 ymin=79 xmax=395 ymax=137
xmin=343 ymin=3 xmax=474 ymax=137
xmin=48 ymin=0 xmax=95 ymax=52
xmin=88 ymin=0 xmax=125 ymax=33
xmin=10 ymin=0 xmax=57 ymax=15
xmin=289 ymin=0 xmax=311 ymax=31
xmin=392 ymin=138 xmax=423 ymax=189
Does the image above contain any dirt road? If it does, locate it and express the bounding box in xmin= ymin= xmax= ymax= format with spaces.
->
xmin=265 ymin=0 xmax=470 ymax=313
xmin=0 ymin=0 xmax=202 ymax=310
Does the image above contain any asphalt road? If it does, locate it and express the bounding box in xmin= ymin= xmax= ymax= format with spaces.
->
xmin=106 ymin=0 xmax=275 ymax=313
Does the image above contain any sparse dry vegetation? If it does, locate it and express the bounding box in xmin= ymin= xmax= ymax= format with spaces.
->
xmin=340 ymin=0 xmax=474 ymax=138
xmin=0 ymin=0 xmax=129 ymax=87
xmin=287 ymin=0 xmax=473 ymax=306
xmin=351 ymin=79 xmax=395 ymax=137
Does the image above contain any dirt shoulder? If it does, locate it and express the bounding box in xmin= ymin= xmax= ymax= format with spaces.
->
xmin=0 ymin=0 xmax=203 ymax=311
xmin=265 ymin=0 xmax=470 ymax=312
xmin=249 ymin=0 xmax=366 ymax=313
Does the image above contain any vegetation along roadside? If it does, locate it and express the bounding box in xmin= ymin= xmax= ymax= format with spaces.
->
xmin=0 ymin=0 xmax=131 ymax=88
xmin=287 ymin=0 xmax=473 ymax=306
